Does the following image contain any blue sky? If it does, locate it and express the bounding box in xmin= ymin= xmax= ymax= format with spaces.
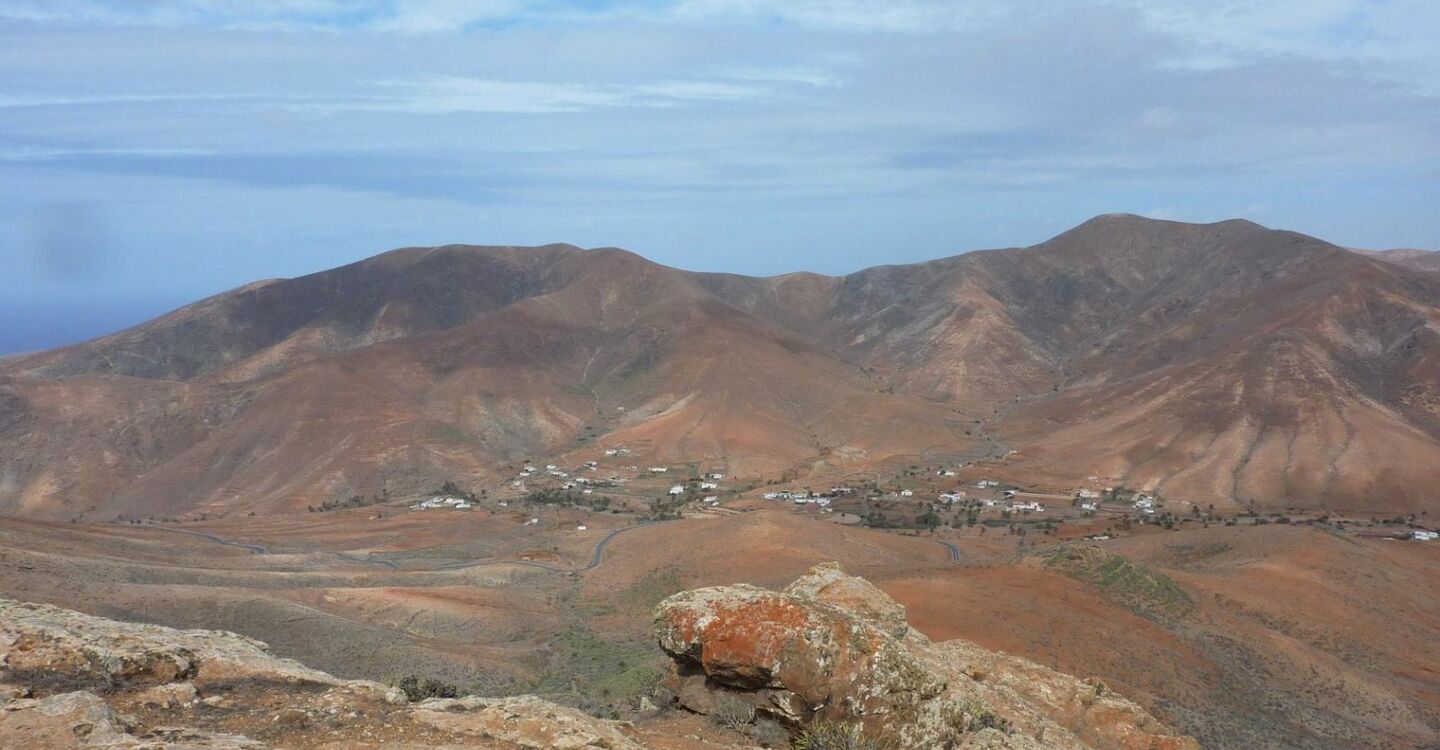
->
xmin=1 ymin=1 xmax=1438 ymax=353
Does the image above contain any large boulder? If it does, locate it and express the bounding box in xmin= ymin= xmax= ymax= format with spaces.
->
xmin=655 ymin=562 xmax=1201 ymax=750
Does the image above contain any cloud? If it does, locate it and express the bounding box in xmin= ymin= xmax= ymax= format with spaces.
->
xmin=1 ymin=0 xmax=1438 ymax=324
xmin=368 ymin=0 xmax=523 ymax=33
xmin=364 ymin=75 xmax=781 ymax=114
xmin=0 ymin=0 xmax=535 ymax=33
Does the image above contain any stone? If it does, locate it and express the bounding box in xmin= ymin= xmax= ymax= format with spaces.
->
xmin=0 ymin=690 xmax=135 ymax=748
xmin=782 ymin=561 xmax=911 ymax=637
xmin=655 ymin=562 xmax=1200 ymax=750
xmin=135 ymin=682 xmax=198 ymax=708
xmin=411 ymin=694 xmax=646 ymax=750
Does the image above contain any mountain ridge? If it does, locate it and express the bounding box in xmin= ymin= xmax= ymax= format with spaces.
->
xmin=2 ymin=214 xmax=1437 ymax=519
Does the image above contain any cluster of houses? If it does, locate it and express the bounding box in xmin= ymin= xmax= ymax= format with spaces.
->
xmin=510 ymin=456 xmax=630 ymax=493
xmin=761 ymin=490 xmax=834 ymax=508
xmin=411 ymin=496 xmax=472 ymax=511
xmin=664 ymin=472 xmax=729 ymax=505
xmin=1132 ymin=494 xmax=1157 ymax=514
xmin=975 ymin=479 xmax=1000 ymax=489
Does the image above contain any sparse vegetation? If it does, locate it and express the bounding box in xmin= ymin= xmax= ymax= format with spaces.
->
xmin=390 ymin=674 xmax=461 ymax=701
xmin=708 ymin=691 xmax=756 ymax=731
xmin=309 ymin=490 xmax=388 ymax=513
xmin=793 ymin=720 xmax=894 ymax=750
xmin=749 ymin=717 xmax=790 ymax=747
xmin=1044 ymin=545 xmax=1193 ymax=621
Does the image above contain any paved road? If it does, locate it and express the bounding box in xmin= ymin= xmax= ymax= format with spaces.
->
xmin=153 ymin=519 xmax=949 ymax=573
xmin=152 ymin=526 xmax=401 ymax=570
xmin=151 ymin=521 xmax=657 ymax=575
xmin=151 ymin=526 xmax=269 ymax=555
xmin=436 ymin=522 xmax=660 ymax=574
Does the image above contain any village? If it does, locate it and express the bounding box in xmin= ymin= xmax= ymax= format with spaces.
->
xmin=397 ymin=446 xmax=1438 ymax=548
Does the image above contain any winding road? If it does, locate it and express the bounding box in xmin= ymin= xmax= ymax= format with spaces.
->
xmin=150 ymin=526 xmax=270 ymax=555
xmin=152 ymin=521 xmax=659 ymax=574
xmin=433 ymin=521 xmax=660 ymax=574
xmin=151 ymin=517 xmax=960 ymax=573
xmin=152 ymin=526 xmax=401 ymax=569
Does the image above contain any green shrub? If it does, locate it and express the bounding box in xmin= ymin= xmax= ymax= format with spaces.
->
xmin=709 ymin=691 xmax=756 ymax=731
xmin=749 ymin=717 xmax=790 ymax=747
xmin=391 ymin=674 xmax=461 ymax=702
xmin=793 ymin=721 xmax=894 ymax=750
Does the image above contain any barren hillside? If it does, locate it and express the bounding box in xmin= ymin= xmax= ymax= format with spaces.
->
xmin=3 ymin=215 xmax=1437 ymax=518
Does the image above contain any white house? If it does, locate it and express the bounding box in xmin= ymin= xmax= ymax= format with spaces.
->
xmin=700 ymin=481 xmax=718 ymax=490
xmin=576 ymin=524 xmax=588 ymax=531
xmin=703 ymin=496 xmax=719 ymax=504
xmin=1413 ymin=530 xmax=1439 ymax=541
xmin=899 ymin=489 xmax=914 ymax=497
xmin=650 ymin=467 xmax=669 ymax=474
xmin=1080 ymin=502 xmax=1098 ymax=511
xmin=1010 ymin=501 xmax=1044 ymax=512
xmin=707 ymin=473 xmax=725 ymax=480
xmin=668 ymin=485 xmax=685 ymax=495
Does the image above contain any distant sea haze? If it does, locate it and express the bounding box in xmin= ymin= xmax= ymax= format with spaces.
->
xmin=0 ymin=297 xmax=186 ymax=355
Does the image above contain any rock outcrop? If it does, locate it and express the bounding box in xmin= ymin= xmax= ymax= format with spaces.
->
xmin=655 ymin=562 xmax=1201 ymax=750
xmin=0 ymin=598 xmax=647 ymax=750
xmin=3 ymin=567 xmax=1202 ymax=750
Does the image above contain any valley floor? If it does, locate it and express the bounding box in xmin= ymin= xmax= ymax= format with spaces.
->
xmin=1 ymin=504 xmax=1437 ymax=749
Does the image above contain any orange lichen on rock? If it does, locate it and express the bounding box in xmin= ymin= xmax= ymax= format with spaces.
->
xmin=655 ymin=562 xmax=1201 ymax=750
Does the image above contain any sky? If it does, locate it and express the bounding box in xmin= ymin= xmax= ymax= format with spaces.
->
xmin=1 ymin=1 xmax=1438 ymax=353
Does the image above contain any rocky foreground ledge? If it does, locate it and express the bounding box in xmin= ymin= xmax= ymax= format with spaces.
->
xmin=654 ymin=562 xmax=1198 ymax=749
xmin=2 ymin=564 xmax=1199 ymax=749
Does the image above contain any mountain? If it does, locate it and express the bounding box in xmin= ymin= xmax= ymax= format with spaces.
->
xmin=2 ymin=215 xmax=1438 ymax=519
xmin=1352 ymin=247 xmax=1440 ymax=273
